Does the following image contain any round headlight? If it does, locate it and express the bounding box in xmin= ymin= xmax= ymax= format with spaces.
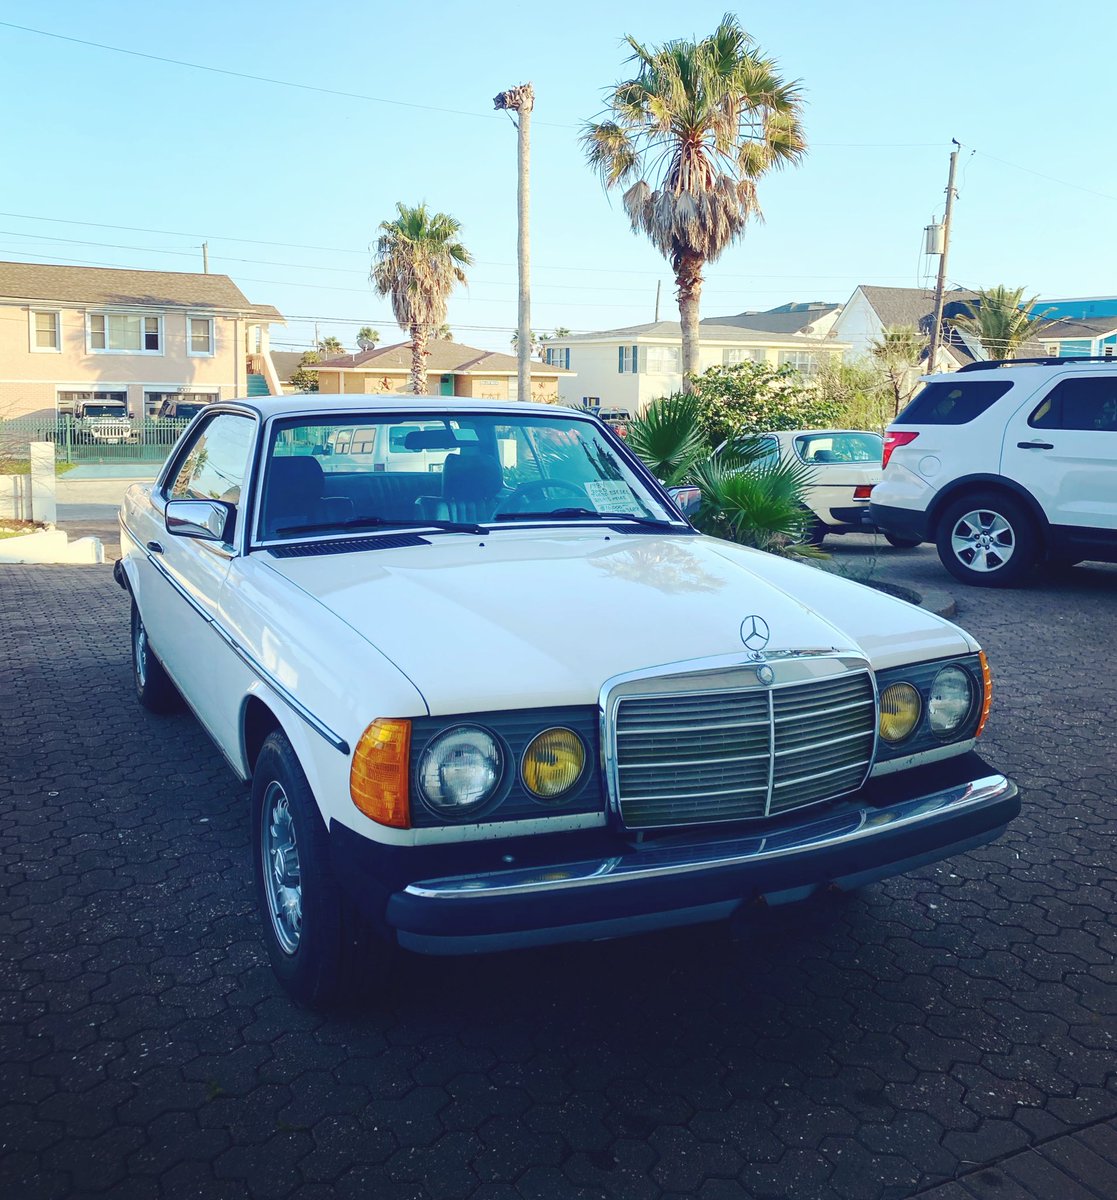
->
xmin=929 ymin=666 xmax=975 ymax=736
xmin=418 ymin=726 xmax=503 ymax=817
xmin=522 ymin=728 xmax=586 ymax=801
xmin=879 ymin=682 xmax=922 ymax=743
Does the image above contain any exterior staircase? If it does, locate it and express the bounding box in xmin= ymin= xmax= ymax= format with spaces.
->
xmin=246 ymin=372 xmax=270 ymax=397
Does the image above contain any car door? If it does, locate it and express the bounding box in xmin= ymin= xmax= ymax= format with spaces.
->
xmin=1000 ymin=373 xmax=1117 ymax=533
xmin=142 ymin=411 xmax=258 ymax=744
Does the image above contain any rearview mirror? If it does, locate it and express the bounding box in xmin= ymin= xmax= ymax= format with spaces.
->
xmin=667 ymin=486 xmax=701 ymax=517
xmin=165 ymin=499 xmax=236 ymax=543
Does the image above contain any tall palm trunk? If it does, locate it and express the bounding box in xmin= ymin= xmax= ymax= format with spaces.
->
xmin=675 ymin=252 xmax=704 ymax=392
xmin=409 ymin=323 xmax=429 ymax=395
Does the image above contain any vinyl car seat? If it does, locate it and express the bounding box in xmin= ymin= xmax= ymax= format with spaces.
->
xmin=417 ymin=452 xmax=505 ymax=523
xmin=262 ymin=455 xmax=352 ymax=537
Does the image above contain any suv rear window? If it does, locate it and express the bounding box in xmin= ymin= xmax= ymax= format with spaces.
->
xmin=896 ymin=380 xmax=1013 ymax=425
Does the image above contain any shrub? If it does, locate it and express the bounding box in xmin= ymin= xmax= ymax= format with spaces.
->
xmin=686 ymin=361 xmax=844 ymax=445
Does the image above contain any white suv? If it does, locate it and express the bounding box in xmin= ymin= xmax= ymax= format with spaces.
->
xmin=871 ymin=357 xmax=1117 ymax=586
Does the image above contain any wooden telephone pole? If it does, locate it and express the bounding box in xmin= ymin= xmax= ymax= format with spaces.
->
xmin=494 ymin=83 xmax=534 ymax=403
xmin=927 ymin=141 xmax=960 ymax=370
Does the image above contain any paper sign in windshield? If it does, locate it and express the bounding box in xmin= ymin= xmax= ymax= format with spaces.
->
xmin=584 ymin=480 xmax=636 ymax=512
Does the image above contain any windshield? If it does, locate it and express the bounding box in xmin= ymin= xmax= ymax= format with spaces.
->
xmin=793 ymin=432 xmax=883 ymax=464
xmin=258 ymin=411 xmax=677 ymax=541
xmin=82 ymin=405 xmax=127 ymax=418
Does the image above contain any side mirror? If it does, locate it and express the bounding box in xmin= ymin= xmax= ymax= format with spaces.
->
xmin=667 ymin=486 xmax=701 ymax=517
xmin=165 ymin=499 xmax=236 ymax=543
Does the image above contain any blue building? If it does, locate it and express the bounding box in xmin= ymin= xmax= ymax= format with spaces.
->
xmin=1038 ymin=296 xmax=1117 ymax=321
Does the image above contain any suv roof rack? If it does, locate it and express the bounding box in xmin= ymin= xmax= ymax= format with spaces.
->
xmin=957 ymin=355 xmax=1116 ymax=373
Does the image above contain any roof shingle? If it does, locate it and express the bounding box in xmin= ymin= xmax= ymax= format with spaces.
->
xmin=0 ymin=260 xmax=282 ymax=319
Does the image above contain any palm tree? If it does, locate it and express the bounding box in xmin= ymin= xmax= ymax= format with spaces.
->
xmin=318 ymin=335 xmax=345 ymax=357
xmin=356 ymin=326 xmax=380 ymax=350
xmin=870 ymin=325 xmax=926 ymax=416
xmin=949 ymin=286 xmax=1054 ymax=361
xmin=434 ymin=323 xmax=452 ymax=340
xmin=582 ymin=13 xmax=804 ymax=390
xmin=371 ymin=203 xmax=472 ymax=395
xmin=626 ymin=393 xmax=818 ymax=555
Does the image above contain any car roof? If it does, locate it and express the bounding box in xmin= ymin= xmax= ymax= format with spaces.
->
xmin=224 ymin=394 xmax=589 ymax=421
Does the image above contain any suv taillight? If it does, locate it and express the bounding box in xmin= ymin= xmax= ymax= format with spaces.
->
xmin=882 ymin=431 xmax=918 ymax=470
xmin=853 ymin=485 xmax=874 ymax=500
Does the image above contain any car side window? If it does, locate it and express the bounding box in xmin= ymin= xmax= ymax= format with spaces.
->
xmin=168 ymin=413 xmax=256 ymax=509
xmin=1030 ymin=378 xmax=1117 ymax=432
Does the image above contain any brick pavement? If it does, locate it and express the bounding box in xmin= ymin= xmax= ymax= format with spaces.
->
xmin=1 ymin=555 xmax=1115 ymax=1200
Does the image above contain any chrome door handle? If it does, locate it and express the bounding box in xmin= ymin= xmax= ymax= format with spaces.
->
xmin=147 ymin=541 xmax=165 ymax=554
xmin=1017 ymin=441 xmax=1053 ymax=450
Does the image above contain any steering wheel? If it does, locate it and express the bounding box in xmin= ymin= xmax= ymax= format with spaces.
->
xmin=495 ymin=478 xmax=588 ymax=514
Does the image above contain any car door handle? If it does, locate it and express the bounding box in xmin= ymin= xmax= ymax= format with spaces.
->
xmin=1017 ymin=441 xmax=1053 ymax=450
xmin=147 ymin=541 xmax=164 ymax=554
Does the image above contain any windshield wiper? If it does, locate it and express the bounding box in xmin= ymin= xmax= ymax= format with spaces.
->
xmin=274 ymin=516 xmax=489 ymax=537
xmin=493 ymin=507 xmax=679 ymax=530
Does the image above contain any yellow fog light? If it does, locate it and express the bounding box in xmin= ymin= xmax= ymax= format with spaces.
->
xmin=879 ymin=683 xmax=922 ymax=744
xmin=521 ymin=728 xmax=586 ymax=801
xmin=350 ymin=718 xmax=411 ymax=828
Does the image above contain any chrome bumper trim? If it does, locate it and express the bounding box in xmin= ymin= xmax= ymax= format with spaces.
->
xmin=403 ymin=773 xmax=1013 ymax=901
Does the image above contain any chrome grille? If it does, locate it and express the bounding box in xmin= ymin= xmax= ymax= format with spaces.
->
xmin=612 ymin=669 xmax=875 ymax=828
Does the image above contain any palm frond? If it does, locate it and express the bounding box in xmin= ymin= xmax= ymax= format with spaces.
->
xmin=624 ymin=393 xmax=709 ymax=485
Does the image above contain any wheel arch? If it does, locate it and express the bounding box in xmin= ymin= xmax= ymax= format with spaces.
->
xmin=927 ymin=475 xmax=1049 ymax=548
xmin=242 ymin=694 xmax=282 ymax=777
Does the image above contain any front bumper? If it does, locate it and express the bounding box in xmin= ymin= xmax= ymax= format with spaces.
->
xmin=330 ymin=752 xmax=1018 ymax=955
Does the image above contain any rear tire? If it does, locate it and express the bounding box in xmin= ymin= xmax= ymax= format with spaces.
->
xmin=884 ymin=532 xmax=922 ymax=549
xmin=252 ymin=731 xmax=390 ymax=1008
xmin=935 ymin=492 xmax=1038 ymax=588
xmin=131 ymin=602 xmax=181 ymax=712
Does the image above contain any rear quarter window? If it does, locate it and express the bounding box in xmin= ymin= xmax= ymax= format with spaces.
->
xmin=896 ymin=379 xmax=1013 ymax=425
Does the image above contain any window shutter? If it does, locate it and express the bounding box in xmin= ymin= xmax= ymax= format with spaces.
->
xmin=618 ymin=346 xmax=624 ymax=373
xmin=632 ymin=345 xmax=638 ymax=373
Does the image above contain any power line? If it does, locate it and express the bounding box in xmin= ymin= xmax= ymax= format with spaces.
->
xmin=0 ymin=21 xmax=544 ymax=126
xmin=0 ymin=214 xmax=910 ymax=283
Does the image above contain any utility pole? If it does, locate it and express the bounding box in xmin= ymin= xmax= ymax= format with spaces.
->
xmin=201 ymin=241 xmax=209 ymax=273
xmin=927 ymin=140 xmax=960 ymax=370
xmin=494 ymin=82 xmax=534 ymax=403
xmin=654 ymin=280 xmax=661 ymax=323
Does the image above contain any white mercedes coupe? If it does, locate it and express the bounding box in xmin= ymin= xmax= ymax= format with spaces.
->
xmin=116 ymin=397 xmax=1019 ymax=1006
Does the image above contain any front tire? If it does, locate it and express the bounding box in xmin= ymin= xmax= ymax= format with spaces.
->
xmin=935 ymin=492 xmax=1038 ymax=587
xmin=252 ymin=731 xmax=387 ymax=1007
xmin=131 ymin=602 xmax=181 ymax=712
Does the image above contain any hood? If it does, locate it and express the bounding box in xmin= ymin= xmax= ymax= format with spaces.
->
xmin=261 ymin=530 xmax=971 ymax=714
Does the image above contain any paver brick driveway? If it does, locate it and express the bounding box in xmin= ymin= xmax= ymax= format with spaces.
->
xmin=2 ymin=555 xmax=1115 ymax=1200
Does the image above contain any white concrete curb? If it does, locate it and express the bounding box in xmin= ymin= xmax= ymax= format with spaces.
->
xmin=0 ymin=528 xmax=105 ymax=565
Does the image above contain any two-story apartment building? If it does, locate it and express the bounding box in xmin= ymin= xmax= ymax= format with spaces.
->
xmin=0 ymin=261 xmax=283 ymax=419
xmin=543 ymin=316 xmax=847 ymax=411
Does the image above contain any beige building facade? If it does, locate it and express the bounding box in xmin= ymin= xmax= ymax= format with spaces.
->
xmin=311 ymin=339 xmax=571 ymax=403
xmin=0 ymin=261 xmax=283 ymax=419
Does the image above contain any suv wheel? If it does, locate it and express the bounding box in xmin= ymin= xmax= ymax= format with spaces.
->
xmin=935 ymin=492 xmax=1038 ymax=588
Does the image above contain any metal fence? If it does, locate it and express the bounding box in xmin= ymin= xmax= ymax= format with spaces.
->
xmin=0 ymin=415 xmax=191 ymax=466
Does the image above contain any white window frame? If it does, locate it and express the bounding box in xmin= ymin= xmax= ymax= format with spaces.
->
xmin=86 ymin=310 xmax=165 ymax=356
xmin=645 ymin=346 xmax=681 ymax=374
xmin=29 ymin=308 xmax=62 ymax=353
xmin=187 ymin=315 xmax=216 ymax=357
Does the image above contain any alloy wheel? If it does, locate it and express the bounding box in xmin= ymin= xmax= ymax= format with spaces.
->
xmin=950 ymin=508 xmax=1015 ymax=573
xmin=261 ymin=782 xmax=302 ymax=955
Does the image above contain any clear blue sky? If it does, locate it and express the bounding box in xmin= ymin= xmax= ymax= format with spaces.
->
xmin=1 ymin=1 xmax=1113 ymax=355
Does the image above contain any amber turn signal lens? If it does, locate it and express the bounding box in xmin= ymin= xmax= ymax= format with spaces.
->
xmin=350 ymin=718 xmax=411 ymax=827
xmin=975 ymin=651 xmax=993 ymax=738
xmin=521 ymin=728 xmax=586 ymax=800
xmin=879 ymin=682 xmax=922 ymax=743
